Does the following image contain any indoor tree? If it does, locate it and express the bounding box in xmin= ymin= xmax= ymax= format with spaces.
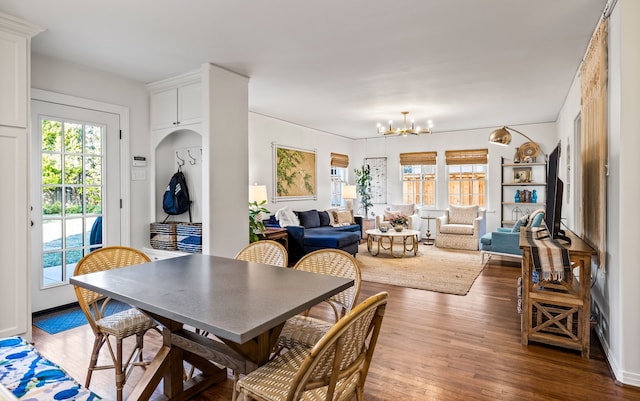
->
xmin=354 ymin=164 xmax=373 ymax=217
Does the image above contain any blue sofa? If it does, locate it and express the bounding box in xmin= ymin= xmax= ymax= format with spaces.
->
xmin=480 ymin=209 xmax=545 ymax=262
xmin=265 ymin=209 xmax=361 ymax=264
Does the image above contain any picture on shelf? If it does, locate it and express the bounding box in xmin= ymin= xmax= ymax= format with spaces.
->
xmin=513 ymin=167 xmax=532 ymax=183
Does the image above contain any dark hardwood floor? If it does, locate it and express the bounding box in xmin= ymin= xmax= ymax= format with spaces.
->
xmin=31 ymin=256 xmax=640 ymax=400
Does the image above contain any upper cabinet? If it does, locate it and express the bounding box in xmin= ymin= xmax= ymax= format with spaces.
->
xmin=148 ymin=71 xmax=201 ymax=130
xmin=0 ymin=29 xmax=28 ymax=127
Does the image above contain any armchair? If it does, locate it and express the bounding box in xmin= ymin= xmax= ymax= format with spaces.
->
xmin=375 ymin=203 xmax=421 ymax=233
xmin=480 ymin=209 xmax=545 ymax=262
xmin=435 ymin=205 xmax=486 ymax=250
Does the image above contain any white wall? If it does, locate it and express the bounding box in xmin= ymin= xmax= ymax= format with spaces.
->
xmin=352 ymin=124 xmax=557 ymax=232
xmin=248 ymin=113 xmax=353 ymax=216
xmin=31 ymin=53 xmax=151 ymax=250
xmin=610 ymin=0 xmax=640 ymax=385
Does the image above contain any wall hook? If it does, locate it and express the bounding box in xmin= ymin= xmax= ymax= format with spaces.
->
xmin=187 ymin=149 xmax=197 ymax=165
xmin=176 ymin=151 xmax=185 ymax=168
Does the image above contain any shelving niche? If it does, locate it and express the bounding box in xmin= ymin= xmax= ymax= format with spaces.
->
xmin=501 ymin=157 xmax=546 ymax=227
xmin=148 ymin=71 xmax=203 ymax=236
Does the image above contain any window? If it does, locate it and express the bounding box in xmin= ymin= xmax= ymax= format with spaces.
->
xmin=330 ymin=152 xmax=349 ymax=207
xmin=330 ymin=167 xmax=346 ymax=206
xmin=400 ymin=152 xmax=437 ymax=207
xmin=445 ymin=149 xmax=487 ymax=207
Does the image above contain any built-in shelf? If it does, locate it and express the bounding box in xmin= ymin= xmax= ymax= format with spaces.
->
xmin=501 ymin=157 xmax=547 ymax=228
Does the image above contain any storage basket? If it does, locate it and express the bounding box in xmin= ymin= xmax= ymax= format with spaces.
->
xmin=150 ymin=222 xmax=179 ymax=250
xmin=177 ymin=222 xmax=202 ymax=253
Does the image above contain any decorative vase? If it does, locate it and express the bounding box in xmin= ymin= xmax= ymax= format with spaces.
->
xmin=394 ymin=225 xmax=404 ymax=232
xmin=532 ymin=189 xmax=538 ymax=203
xmin=514 ymin=190 xmax=520 ymax=203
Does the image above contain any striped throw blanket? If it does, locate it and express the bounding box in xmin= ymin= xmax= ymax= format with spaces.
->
xmin=525 ymin=229 xmax=571 ymax=281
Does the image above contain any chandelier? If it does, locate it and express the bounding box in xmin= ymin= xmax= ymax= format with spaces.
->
xmin=377 ymin=111 xmax=433 ymax=136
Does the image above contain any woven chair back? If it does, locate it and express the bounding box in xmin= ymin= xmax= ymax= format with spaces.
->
xmin=72 ymin=246 xmax=151 ymax=333
xmin=294 ymin=249 xmax=362 ymax=321
xmin=290 ymin=292 xmax=388 ymax=401
xmin=235 ymin=240 xmax=288 ymax=267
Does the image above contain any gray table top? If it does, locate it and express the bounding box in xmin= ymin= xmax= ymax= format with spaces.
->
xmin=71 ymin=254 xmax=353 ymax=344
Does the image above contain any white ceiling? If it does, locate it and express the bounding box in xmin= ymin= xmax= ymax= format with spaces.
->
xmin=1 ymin=0 xmax=607 ymax=139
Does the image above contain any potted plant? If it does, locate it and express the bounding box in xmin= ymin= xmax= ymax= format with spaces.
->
xmin=354 ymin=164 xmax=373 ymax=217
xmin=249 ymin=200 xmax=270 ymax=243
xmin=389 ymin=214 xmax=408 ymax=231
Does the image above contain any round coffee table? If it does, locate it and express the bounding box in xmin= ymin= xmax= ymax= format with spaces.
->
xmin=365 ymin=228 xmax=420 ymax=258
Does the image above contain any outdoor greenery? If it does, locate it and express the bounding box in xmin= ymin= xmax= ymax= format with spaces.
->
xmin=354 ymin=164 xmax=373 ymax=217
xmin=249 ymin=200 xmax=271 ymax=243
xmin=41 ymin=119 xmax=102 ymax=216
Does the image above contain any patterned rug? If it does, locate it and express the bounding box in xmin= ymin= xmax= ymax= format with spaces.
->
xmin=33 ymin=299 xmax=131 ymax=335
xmin=356 ymin=243 xmax=486 ymax=295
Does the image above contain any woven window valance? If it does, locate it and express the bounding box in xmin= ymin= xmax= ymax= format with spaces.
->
xmin=399 ymin=151 xmax=437 ymax=165
xmin=445 ymin=149 xmax=488 ymax=165
xmin=330 ymin=152 xmax=349 ymax=168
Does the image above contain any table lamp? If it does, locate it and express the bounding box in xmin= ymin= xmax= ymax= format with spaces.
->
xmin=249 ymin=184 xmax=268 ymax=204
xmin=342 ymin=185 xmax=357 ymax=211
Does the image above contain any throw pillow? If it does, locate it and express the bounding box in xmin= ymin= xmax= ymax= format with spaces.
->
xmin=449 ymin=205 xmax=479 ymax=225
xmin=389 ymin=204 xmax=415 ymax=217
xmin=318 ymin=210 xmax=331 ymax=226
xmin=383 ymin=209 xmax=401 ymax=222
xmin=512 ymin=215 xmax=529 ymax=233
xmin=326 ymin=208 xmax=338 ymax=226
xmin=332 ymin=209 xmax=354 ymax=226
xmin=296 ymin=210 xmax=320 ymax=228
xmin=275 ymin=207 xmax=300 ymax=227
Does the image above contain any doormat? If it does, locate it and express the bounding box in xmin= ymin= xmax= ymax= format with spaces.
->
xmin=33 ymin=299 xmax=132 ymax=335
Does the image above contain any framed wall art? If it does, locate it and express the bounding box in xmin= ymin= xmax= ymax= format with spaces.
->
xmin=364 ymin=157 xmax=387 ymax=204
xmin=272 ymin=143 xmax=317 ymax=201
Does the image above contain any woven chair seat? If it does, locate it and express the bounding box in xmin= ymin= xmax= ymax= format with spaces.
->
xmin=277 ymin=315 xmax=333 ymax=350
xmin=276 ymin=249 xmax=361 ymax=354
xmin=237 ymin=293 xmax=388 ymax=401
xmin=97 ymin=308 xmax=157 ymax=339
xmin=236 ymin=344 xmax=358 ymax=401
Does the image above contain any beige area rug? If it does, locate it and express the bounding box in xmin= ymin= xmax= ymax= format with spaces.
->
xmin=356 ymin=243 xmax=486 ymax=295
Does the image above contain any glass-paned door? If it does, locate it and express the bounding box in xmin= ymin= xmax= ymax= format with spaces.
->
xmin=31 ymin=99 xmax=121 ymax=311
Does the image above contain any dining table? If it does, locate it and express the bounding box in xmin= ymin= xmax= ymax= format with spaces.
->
xmin=70 ymin=253 xmax=354 ymax=401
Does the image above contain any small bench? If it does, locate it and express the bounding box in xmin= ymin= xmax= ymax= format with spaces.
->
xmin=0 ymin=336 xmax=102 ymax=400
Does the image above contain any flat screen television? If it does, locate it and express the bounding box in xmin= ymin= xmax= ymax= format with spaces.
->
xmin=544 ymin=142 xmax=570 ymax=244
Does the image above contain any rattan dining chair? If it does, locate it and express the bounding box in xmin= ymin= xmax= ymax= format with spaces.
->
xmin=235 ymin=240 xmax=288 ymax=267
xmin=277 ymin=249 xmax=362 ymax=351
xmin=236 ymin=291 xmax=388 ymax=401
xmin=195 ymin=240 xmax=289 ymax=400
xmin=72 ymin=246 xmax=158 ymax=401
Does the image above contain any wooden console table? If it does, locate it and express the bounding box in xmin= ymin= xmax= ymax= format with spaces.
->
xmin=258 ymin=227 xmax=289 ymax=253
xmin=519 ymin=229 xmax=595 ymax=357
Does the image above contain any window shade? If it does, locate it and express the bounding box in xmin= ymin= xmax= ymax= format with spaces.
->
xmin=580 ymin=17 xmax=607 ymax=269
xmin=399 ymin=151 xmax=437 ymax=165
xmin=445 ymin=149 xmax=488 ymax=165
xmin=330 ymin=152 xmax=349 ymax=168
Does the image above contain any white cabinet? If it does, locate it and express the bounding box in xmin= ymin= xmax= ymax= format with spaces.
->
xmin=0 ymin=13 xmax=42 ymax=339
xmin=149 ymin=73 xmax=201 ymax=130
xmin=501 ymin=159 xmax=546 ymax=227
xmin=0 ymin=29 xmax=28 ymax=128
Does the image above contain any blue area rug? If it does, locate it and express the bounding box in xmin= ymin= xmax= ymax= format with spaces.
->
xmin=33 ymin=299 xmax=132 ymax=335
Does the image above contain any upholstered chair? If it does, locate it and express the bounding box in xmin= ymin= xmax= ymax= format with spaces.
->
xmin=435 ymin=205 xmax=486 ymax=250
xmin=375 ymin=203 xmax=421 ymax=233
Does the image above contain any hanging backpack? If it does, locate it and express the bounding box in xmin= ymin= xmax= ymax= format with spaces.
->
xmin=162 ymin=170 xmax=192 ymax=222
